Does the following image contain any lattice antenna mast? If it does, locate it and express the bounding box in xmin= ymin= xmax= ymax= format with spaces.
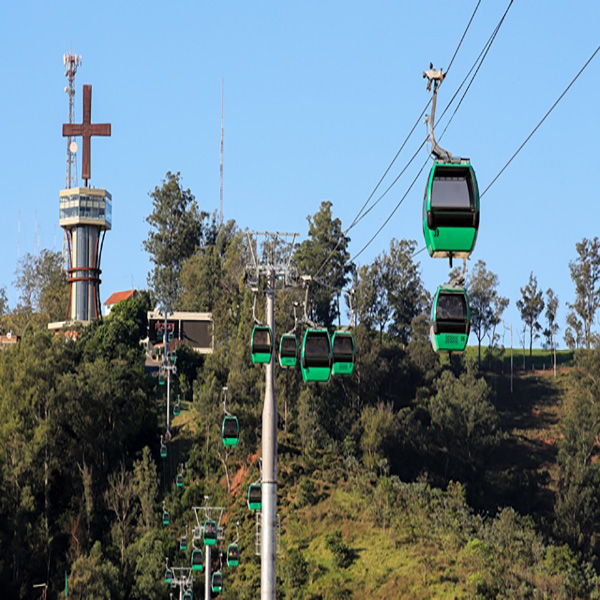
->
xmin=63 ymin=52 xmax=82 ymax=189
xmin=219 ymin=79 xmax=224 ymax=228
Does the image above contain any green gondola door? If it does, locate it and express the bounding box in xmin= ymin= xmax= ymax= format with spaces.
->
xmin=331 ymin=331 xmax=356 ymax=376
xmin=212 ymin=571 xmax=223 ymax=594
xmin=278 ymin=334 xmax=298 ymax=367
xmin=227 ymin=543 xmax=240 ymax=568
xmin=191 ymin=548 xmax=204 ymax=572
xmin=301 ymin=329 xmax=332 ymax=383
xmin=247 ymin=483 xmax=262 ymax=511
xmin=251 ymin=325 xmax=273 ymax=364
xmin=423 ymin=160 xmax=480 ymax=261
xmin=222 ymin=415 xmax=240 ymax=447
xmin=430 ymin=286 xmax=471 ymax=352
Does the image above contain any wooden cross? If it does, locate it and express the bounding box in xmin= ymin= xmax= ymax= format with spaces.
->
xmin=62 ymin=84 xmax=111 ymax=187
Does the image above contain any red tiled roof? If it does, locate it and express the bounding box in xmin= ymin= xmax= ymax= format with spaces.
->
xmin=104 ymin=289 xmax=136 ymax=306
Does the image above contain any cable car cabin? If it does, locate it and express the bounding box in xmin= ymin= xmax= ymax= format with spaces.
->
xmin=191 ymin=548 xmax=204 ymax=572
xmin=331 ymin=331 xmax=356 ymax=376
xmin=423 ymin=160 xmax=480 ymax=261
xmin=279 ymin=334 xmax=298 ymax=367
xmin=176 ymin=474 xmax=184 ymax=488
xmin=160 ymin=443 xmax=167 ymax=459
xmin=227 ymin=543 xmax=240 ymax=568
xmin=222 ymin=415 xmax=240 ymax=447
xmin=180 ymin=536 xmax=188 ymax=551
xmin=203 ymin=519 xmax=217 ymax=546
xmin=173 ymin=402 xmax=181 ymax=417
xmin=212 ymin=571 xmax=223 ymax=594
xmin=164 ymin=568 xmax=174 ymax=584
xmin=430 ymin=286 xmax=471 ymax=352
xmin=247 ymin=483 xmax=262 ymax=511
xmin=182 ymin=590 xmax=193 ymax=600
xmin=162 ymin=510 xmax=170 ymax=526
xmin=251 ymin=325 xmax=273 ymax=364
xmin=301 ymin=329 xmax=332 ymax=383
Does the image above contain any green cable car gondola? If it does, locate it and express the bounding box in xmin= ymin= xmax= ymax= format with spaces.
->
xmin=430 ymin=286 xmax=471 ymax=353
xmin=160 ymin=443 xmax=167 ymax=459
xmin=211 ymin=571 xmax=223 ymax=594
xmin=251 ymin=325 xmax=273 ymax=364
xmin=227 ymin=543 xmax=240 ymax=568
xmin=176 ymin=473 xmax=184 ymax=488
xmin=222 ymin=416 xmax=240 ymax=447
xmin=203 ymin=519 xmax=217 ymax=546
xmin=182 ymin=590 xmax=193 ymax=600
xmin=278 ymin=334 xmax=298 ymax=367
xmin=301 ymin=329 xmax=332 ymax=383
xmin=423 ymin=160 xmax=480 ymax=262
xmin=191 ymin=548 xmax=204 ymax=572
xmin=173 ymin=402 xmax=181 ymax=417
xmin=331 ymin=331 xmax=356 ymax=376
xmin=180 ymin=535 xmax=188 ymax=551
xmin=162 ymin=510 xmax=170 ymax=526
xmin=247 ymin=483 xmax=262 ymax=511
xmin=164 ymin=568 xmax=174 ymax=584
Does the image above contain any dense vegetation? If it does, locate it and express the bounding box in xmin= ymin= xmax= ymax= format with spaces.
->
xmin=1 ymin=174 xmax=600 ymax=599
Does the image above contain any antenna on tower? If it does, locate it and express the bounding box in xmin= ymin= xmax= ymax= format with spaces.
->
xmin=219 ymin=79 xmax=224 ymax=228
xmin=63 ymin=51 xmax=82 ymax=189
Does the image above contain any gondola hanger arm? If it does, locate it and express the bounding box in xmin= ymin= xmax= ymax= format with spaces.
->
xmin=423 ymin=65 xmax=453 ymax=162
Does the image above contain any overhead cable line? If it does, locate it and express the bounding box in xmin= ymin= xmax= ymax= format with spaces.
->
xmin=344 ymin=1 xmax=514 ymax=268
xmin=481 ymin=44 xmax=600 ymax=198
xmin=311 ymin=0 xmax=483 ymax=281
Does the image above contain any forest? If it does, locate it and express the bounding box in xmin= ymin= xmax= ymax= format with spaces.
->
xmin=1 ymin=172 xmax=600 ymax=599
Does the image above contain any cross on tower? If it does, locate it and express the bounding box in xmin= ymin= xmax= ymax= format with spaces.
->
xmin=62 ymin=84 xmax=111 ymax=187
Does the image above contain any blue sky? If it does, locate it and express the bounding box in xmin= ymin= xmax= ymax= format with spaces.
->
xmin=0 ymin=1 xmax=598 ymax=348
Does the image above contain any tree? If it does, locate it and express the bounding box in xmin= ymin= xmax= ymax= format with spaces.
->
xmin=353 ymin=239 xmax=428 ymax=344
xmin=467 ymin=260 xmax=509 ymax=366
xmin=68 ymin=541 xmax=121 ymax=600
xmin=569 ymin=237 xmax=600 ymax=349
xmin=565 ymin=311 xmax=584 ymax=350
xmin=294 ymin=201 xmax=353 ymax=327
xmin=133 ymin=446 xmax=159 ymax=532
xmin=14 ymin=249 xmax=68 ymax=321
xmin=543 ymin=288 xmax=560 ymax=350
xmin=143 ymin=171 xmax=207 ymax=308
xmin=384 ymin=239 xmax=429 ymax=345
xmin=516 ymin=272 xmax=545 ymax=357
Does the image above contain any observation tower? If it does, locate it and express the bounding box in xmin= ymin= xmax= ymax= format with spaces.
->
xmin=60 ymin=83 xmax=112 ymax=322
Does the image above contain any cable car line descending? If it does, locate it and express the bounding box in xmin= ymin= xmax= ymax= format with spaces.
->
xmin=311 ymin=1 xmax=502 ymax=287
xmin=481 ymin=43 xmax=600 ymax=199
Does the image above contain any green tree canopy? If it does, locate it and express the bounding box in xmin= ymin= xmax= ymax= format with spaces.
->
xmin=143 ymin=171 xmax=207 ymax=308
xmin=516 ymin=272 xmax=545 ymax=357
xmin=569 ymin=237 xmax=600 ymax=349
xmin=294 ymin=201 xmax=353 ymax=327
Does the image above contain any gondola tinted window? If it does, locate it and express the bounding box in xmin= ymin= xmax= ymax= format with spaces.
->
xmin=436 ymin=293 xmax=467 ymax=321
xmin=431 ymin=174 xmax=471 ymax=209
xmin=305 ymin=335 xmax=330 ymax=357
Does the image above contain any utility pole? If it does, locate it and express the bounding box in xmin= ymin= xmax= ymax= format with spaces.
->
xmin=245 ymin=231 xmax=298 ymax=600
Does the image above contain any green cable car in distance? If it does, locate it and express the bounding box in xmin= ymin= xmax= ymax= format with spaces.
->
xmin=301 ymin=329 xmax=332 ymax=383
xmin=279 ymin=334 xmax=298 ymax=367
xmin=162 ymin=509 xmax=170 ymax=526
xmin=180 ymin=535 xmax=188 ymax=551
xmin=430 ymin=286 xmax=471 ymax=353
xmin=191 ymin=548 xmax=204 ymax=572
xmin=227 ymin=543 xmax=240 ymax=568
xmin=248 ymin=483 xmax=262 ymax=511
xmin=251 ymin=325 xmax=273 ymax=364
xmin=164 ymin=568 xmax=174 ymax=584
xmin=212 ymin=571 xmax=223 ymax=594
xmin=182 ymin=590 xmax=193 ymax=600
xmin=423 ymin=160 xmax=480 ymax=263
xmin=222 ymin=415 xmax=239 ymax=447
xmin=203 ymin=519 xmax=217 ymax=546
xmin=331 ymin=331 xmax=356 ymax=376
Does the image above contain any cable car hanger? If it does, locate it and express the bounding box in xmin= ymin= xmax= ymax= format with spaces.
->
xmin=423 ymin=64 xmax=453 ymax=162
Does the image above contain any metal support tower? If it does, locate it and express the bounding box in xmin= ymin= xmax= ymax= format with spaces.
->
xmin=63 ymin=52 xmax=81 ymax=189
xmin=191 ymin=502 xmax=224 ymax=600
xmin=245 ymin=231 xmax=298 ymax=600
xmin=219 ymin=80 xmax=224 ymax=228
